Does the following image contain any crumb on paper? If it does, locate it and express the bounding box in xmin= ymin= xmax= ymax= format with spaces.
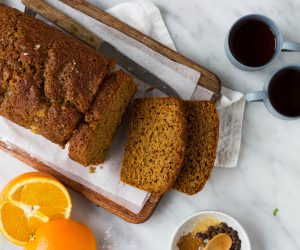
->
xmin=89 ymin=166 xmax=96 ymax=174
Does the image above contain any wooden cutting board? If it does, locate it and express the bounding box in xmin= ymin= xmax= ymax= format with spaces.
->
xmin=0 ymin=0 xmax=221 ymax=224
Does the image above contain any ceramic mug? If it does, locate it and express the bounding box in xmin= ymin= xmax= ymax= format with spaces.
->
xmin=225 ymin=14 xmax=300 ymax=71
xmin=246 ymin=65 xmax=300 ymax=120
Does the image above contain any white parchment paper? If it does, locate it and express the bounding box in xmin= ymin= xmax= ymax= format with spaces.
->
xmin=0 ymin=0 xmax=214 ymax=214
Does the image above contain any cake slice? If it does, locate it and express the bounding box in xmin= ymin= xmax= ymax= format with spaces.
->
xmin=174 ymin=101 xmax=219 ymax=195
xmin=68 ymin=70 xmax=137 ymax=166
xmin=120 ymin=97 xmax=186 ymax=194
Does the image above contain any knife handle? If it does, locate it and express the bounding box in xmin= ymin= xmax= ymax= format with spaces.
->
xmin=21 ymin=0 xmax=103 ymax=49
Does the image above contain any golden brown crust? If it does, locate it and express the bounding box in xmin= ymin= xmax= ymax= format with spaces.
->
xmin=120 ymin=97 xmax=187 ymax=195
xmin=44 ymin=39 xmax=115 ymax=113
xmin=0 ymin=74 xmax=45 ymax=129
xmin=84 ymin=70 xmax=135 ymax=122
xmin=33 ymin=103 xmax=82 ymax=146
xmin=174 ymin=101 xmax=219 ymax=195
xmin=0 ymin=4 xmax=115 ymax=146
xmin=68 ymin=70 xmax=137 ymax=166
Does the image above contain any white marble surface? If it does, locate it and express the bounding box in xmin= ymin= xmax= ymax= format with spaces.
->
xmin=1 ymin=0 xmax=300 ymax=249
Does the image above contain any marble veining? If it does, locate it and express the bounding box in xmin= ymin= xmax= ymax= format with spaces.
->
xmin=1 ymin=0 xmax=300 ymax=249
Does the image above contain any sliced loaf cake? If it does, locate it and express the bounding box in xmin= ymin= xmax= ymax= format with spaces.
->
xmin=174 ymin=101 xmax=219 ymax=195
xmin=0 ymin=4 xmax=115 ymax=146
xmin=120 ymin=97 xmax=186 ymax=194
xmin=68 ymin=70 xmax=137 ymax=166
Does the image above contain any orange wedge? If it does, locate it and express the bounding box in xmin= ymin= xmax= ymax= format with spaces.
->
xmin=0 ymin=172 xmax=72 ymax=246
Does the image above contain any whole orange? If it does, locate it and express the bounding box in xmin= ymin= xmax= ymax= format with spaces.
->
xmin=24 ymin=219 xmax=97 ymax=250
xmin=0 ymin=172 xmax=72 ymax=246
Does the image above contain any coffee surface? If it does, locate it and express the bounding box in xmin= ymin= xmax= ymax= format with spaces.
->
xmin=269 ymin=68 xmax=300 ymax=117
xmin=229 ymin=19 xmax=276 ymax=67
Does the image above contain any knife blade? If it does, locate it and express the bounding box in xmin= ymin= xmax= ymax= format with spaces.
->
xmin=22 ymin=0 xmax=180 ymax=98
xmin=97 ymin=42 xmax=180 ymax=97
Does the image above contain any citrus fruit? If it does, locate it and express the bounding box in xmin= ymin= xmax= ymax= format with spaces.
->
xmin=24 ymin=219 xmax=97 ymax=250
xmin=0 ymin=172 xmax=72 ymax=246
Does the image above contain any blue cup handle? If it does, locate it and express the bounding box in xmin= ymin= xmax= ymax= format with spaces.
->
xmin=282 ymin=41 xmax=300 ymax=52
xmin=246 ymin=91 xmax=267 ymax=102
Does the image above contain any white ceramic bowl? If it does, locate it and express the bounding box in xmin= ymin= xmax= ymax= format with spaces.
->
xmin=170 ymin=210 xmax=251 ymax=250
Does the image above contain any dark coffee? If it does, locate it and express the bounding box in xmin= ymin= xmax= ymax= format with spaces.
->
xmin=229 ymin=19 xmax=277 ymax=67
xmin=268 ymin=68 xmax=300 ymax=117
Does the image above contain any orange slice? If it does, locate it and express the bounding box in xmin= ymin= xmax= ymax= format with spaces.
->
xmin=0 ymin=172 xmax=72 ymax=246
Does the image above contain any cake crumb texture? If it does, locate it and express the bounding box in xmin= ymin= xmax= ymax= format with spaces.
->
xmin=120 ymin=97 xmax=186 ymax=194
xmin=174 ymin=101 xmax=219 ymax=195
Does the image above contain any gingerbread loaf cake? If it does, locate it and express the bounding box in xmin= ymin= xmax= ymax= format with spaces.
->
xmin=174 ymin=101 xmax=219 ymax=195
xmin=68 ymin=70 xmax=137 ymax=166
xmin=0 ymin=4 xmax=115 ymax=146
xmin=120 ymin=97 xmax=187 ymax=194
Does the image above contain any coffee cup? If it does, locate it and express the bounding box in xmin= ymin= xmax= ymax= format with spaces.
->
xmin=225 ymin=14 xmax=300 ymax=71
xmin=246 ymin=65 xmax=300 ymax=120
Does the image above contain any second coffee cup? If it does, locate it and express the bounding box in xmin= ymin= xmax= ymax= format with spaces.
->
xmin=246 ymin=65 xmax=300 ymax=120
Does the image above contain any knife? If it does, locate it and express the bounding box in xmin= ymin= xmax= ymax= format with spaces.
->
xmin=22 ymin=0 xmax=180 ymax=98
